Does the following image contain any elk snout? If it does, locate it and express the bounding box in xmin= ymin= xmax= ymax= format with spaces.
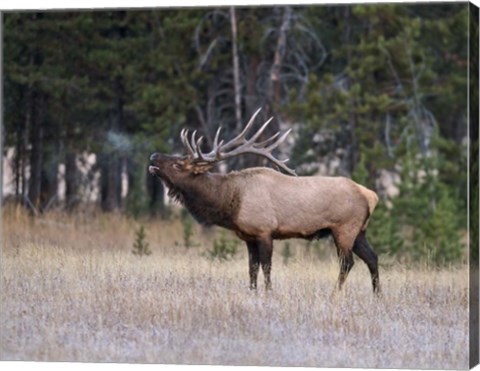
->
xmin=149 ymin=152 xmax=162 ymax=175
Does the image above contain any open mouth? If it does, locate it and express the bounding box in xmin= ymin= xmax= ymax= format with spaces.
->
xmin=148 ymin=165 xmax=160 ymax=175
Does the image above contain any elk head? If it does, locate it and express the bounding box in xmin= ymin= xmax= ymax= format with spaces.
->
xmin=149 ymin=108 xmax=296 ymax=182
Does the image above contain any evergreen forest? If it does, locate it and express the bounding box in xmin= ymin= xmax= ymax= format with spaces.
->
xmin=2 ymin=3 xmax=476 ymax=265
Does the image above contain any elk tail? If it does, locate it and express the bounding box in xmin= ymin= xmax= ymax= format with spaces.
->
xmin=355 ymin=184 xmax=379 ymax=231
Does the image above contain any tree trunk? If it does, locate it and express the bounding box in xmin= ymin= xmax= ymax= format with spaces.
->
xmin=344 ymin=6 xmax=358 ymax=175
xmin=147 ymin=170 xmax=165 ymax=217
xmin=230 ymin=7 xmax=243 ymax=133
xmin=115 ymin=157 xmax=123 ymax=207
xmin=65 ymin=151 xmax=80 ymax=211
xmin=245 ymin=55 xmax=260 ymax=115
xmin=100 ymin=153 xmax=121 ymax=212
xmin=99 ymin=153 xmax=108 ymax=210
xmin=39 ymin=110 xmax=60 ymax=212
xmin=40 ymin=148 xmax=59 ymax=212
xmin=268 ymin=6 xmax=292 ymax=109
xmin=14 ymin=118 xmax=22 ymax=200
xmin=25 ymin=15 xmax=43 ymax=212
xmin=125 ymin=156 xmax=137 ymax=211
xmin=21 ymin=100 xmax=29 ymax=201
xmin=27 ymin=96 xmax=42 ymax=212
xmin=100 ymin=14 xmax=127 ymax=213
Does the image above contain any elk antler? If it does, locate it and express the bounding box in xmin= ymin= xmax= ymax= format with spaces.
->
xmin=180 ymin=108 xmax=296 ymax=176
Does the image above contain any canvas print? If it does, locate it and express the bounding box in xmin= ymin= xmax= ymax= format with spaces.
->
xmin=1 ymin=2 xmax=479 ymax=369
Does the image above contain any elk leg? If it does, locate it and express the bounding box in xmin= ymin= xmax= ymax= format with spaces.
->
xmin=258 ymin=237 xmax=274 ymax=290
xmin=353 ymin=231 xmax=380 ymax=294
xmin=336 ymin=250 xmax=354 ymax=290
xmin=332 ymin=230 xmax=355 ymax=290
xmin=246 ymin=241 xmax=260 ymax=290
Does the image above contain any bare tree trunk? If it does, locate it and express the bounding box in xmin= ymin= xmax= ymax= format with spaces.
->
xmin=268 ymin=6 xmax=292 ymax=109
xmin=245 ymin=6 xmax=291 ymax=171
xmin=245 ymin=55 xmax=259 ymax=115
xmin=230 ymin=7 xmax=243 ymax=133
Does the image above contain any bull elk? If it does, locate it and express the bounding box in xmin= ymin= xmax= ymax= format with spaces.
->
xmin=149 ymin=109 xmax=380 ymax=293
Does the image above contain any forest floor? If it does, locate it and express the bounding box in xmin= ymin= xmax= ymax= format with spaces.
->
xmin=0 ymin=206 xmax=469 ymax=369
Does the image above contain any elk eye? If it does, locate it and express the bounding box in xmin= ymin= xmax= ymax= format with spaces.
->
xmin=172 ymin=163 xmax=183 ymax=171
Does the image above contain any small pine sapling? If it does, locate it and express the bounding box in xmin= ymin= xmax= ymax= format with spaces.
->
xmin=180 ymin=208 xmax=196 ymax=248
xmin=206 ymin=231 xmax=239 ymax=261
xmin=132 ymin=224 xmax=152 ymax=256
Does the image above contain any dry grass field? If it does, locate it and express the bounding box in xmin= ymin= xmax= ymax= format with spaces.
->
xmin=0 ymin=206 xmax=469 ymax=369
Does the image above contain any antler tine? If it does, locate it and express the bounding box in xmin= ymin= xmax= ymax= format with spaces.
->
xmin=180 ymin=128 xmax=186 ymax=145
xmin=190 ymin=130 xmax=198 ymax=157
xmin=243 ymin=117 xmax=274 ymax=145
xmin=208 ymin=126 xmax=222 ymax=155
xmin=181 ymin=129 xmax=196 ymax=157
xmin=190 ymin=127 xmax=222 ymax=161
xmin=253 ymin=132 xmax=280 ymax=148
xmin=237 ymin=107 xmax=262 ymax=139
xmin=265 ymin=128 xmax=292 ymax=151
xmin=195 ymin=136 xmax=205 ymax=160
xmin=213 ymin=126 xmax=222 ymax=147
xmin=248 ymin=149 xmax=296 ymax=176
xmin=272 ymin=160 xmax=296 ymax=176
xmin=221 ymin=108 xmax=262 ymax=151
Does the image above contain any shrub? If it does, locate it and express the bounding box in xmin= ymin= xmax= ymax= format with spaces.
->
xmin=206 ymin=232 xmax=239 ymax=261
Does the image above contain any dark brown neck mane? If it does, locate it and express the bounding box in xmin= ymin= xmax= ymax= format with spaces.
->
xmin=166 ymin=173 xmax=240 ymax=228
